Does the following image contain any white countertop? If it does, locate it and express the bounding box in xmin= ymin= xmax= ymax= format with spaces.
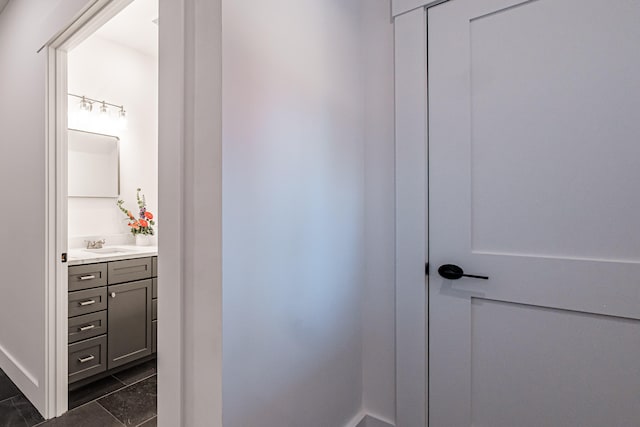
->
xmin=68 ymin=245 xmax=158 ymax=266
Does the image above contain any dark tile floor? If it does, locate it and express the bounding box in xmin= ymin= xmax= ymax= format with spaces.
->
xmin=0 ymin=360 xmax=156 ymax=427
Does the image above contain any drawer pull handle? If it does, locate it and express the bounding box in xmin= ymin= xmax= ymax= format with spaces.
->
xmin=78 ymin=355 xmax=95 ymax=364
xmin=79 ymin=324 xmax=95 ymax=332
xmin=111 ymin=292 xmax=116 ymax=298
xmin=79 ymin=300 xmax=96 ymax=306
xmin=79 ymin=275 xmax=96 ymax=281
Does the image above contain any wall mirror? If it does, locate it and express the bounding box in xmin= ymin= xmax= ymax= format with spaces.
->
xmin=68 ymin=129 xmax=120 ymax=198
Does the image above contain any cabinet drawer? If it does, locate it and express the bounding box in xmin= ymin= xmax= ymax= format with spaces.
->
xmin=68 ymin=263 xmax=107 ymax=292
xmin=152 ymin=320 xmax=157 ymax=353
xmin=68 ymin=335 xmax=107 ymax=383
xmin=152 ymin=278 xmax=158 ymax=299
xmin=69 ymin=287 xmax=107 ymax=318
xmin=108 ymin=257 xmax=152 ymax=285
xmin=152 ymin=256 xmax=157 ymax=277
xmin=152 ymin=299 xmax=158 ymax=321
xmin=68 ymin=311 xmax=107 ymax=344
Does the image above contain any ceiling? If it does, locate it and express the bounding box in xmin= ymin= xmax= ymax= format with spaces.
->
xmin=94 ymin=0 xmax=158 ymax=58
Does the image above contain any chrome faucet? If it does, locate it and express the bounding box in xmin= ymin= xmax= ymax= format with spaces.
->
xmin=86 ymin=239 xmax=106 ymax=249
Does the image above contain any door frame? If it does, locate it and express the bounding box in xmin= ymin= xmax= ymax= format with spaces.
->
xmin=44 ymin=0 xmax=141 ymax=416
xmin=43 ymin=0 xmax=190 ymax=422
xmin=392 ymin=1 xmax=446 ymax=426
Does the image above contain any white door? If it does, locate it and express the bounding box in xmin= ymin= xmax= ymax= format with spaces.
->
xmin=428 ymin=0 xmax=640 ymax=426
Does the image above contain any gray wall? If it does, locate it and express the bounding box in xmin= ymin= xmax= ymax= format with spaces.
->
xmin=0 ymin=0 xmax=92 ymax=414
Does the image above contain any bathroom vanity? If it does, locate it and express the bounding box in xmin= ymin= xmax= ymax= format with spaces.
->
xmin=67 ymin=247 xmax=158 ymax=387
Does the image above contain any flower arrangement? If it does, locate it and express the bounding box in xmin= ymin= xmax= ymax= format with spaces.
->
xmin=117 ymin=188 xmax=156 ymax=236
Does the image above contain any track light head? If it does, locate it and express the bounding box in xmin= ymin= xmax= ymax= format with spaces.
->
xmin=118 ymin=107 xmax=128 ymax=130
xmin=79 ymin=96 xmax=92 ymax=112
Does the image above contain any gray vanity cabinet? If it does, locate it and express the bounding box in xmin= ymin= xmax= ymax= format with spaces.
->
xmin=107 ymin=279 xmax=153 ymax=369
xmin=68 ymin=255 xmax=158 ymax=385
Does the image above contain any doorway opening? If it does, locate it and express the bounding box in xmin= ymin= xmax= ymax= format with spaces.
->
xmin=45 ymin=0 xmax=159 ymax=423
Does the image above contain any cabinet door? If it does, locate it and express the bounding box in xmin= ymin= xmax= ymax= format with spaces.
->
xmin=107 ymin=279 xmax=152 ymax=369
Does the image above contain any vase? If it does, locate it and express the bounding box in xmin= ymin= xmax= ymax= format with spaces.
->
xmin=135 ymin=234 xmax=152 ymax=246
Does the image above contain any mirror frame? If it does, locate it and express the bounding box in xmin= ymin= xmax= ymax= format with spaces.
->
xmin=67 ymin=128 xmax=120 ymax=198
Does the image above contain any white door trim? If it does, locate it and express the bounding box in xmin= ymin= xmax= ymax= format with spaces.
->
xmin=45 ymin=1 xmax=223 ymax=424
xmin=392 ymin=0 xmax=446 ymax=18
xmin=43 ymin=0 xmax=168 ymax=419
xmin=44 ymin=43 xmax=69 ymax=419
xmin=156 ymin=0 xmax=187 ymax=425
xmin=393 ymin=6 xmax=428 ymax=427
xmin=393 ymin=2 xmax=454 ymax=425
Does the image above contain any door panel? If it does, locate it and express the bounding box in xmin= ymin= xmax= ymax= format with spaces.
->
xmin=428 ymin=0 xmax=640 ymax=425
xmin=468 ymin=0 xmax=640 ymax=262
xmin=471 ymin=299 xmax=640 ymax=427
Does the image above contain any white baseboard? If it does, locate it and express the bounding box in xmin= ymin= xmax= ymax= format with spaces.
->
xmin=359 ymin=415 xmax=395 ymax=427
xmin=0 ymin=342 xmax=41 ymax=408
xmin=346 ymin=410 xmax=395 ymax=427
xmin=345 ymin=410 xmax=368 ymax=427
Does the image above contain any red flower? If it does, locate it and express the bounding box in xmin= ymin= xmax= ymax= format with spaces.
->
xmin=144 ymin=211 xmax=154 ymax=220
xmin=127 ymin=210 xmax=134 ymax=220
xmin=139 ymin=219 xmax=149 ymax=228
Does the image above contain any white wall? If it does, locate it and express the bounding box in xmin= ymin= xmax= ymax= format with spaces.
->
xmin=391 ymin=0 xmax=427 ymax=16
xmin=221 ymin=1 xmax=367 ymax=426
xmin=0 ymin=1 xmax=395 ymax=424
xmin=67 ymin=35 xmax=158 ymax=246
xmin=362 ymin=1 xmax=396 ymax=423
xmin=0 ymin=0 xmax=94 ymax=415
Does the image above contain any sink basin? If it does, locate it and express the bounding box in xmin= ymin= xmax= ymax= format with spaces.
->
xmin=83 ymin=247 xmax=130 ymax=254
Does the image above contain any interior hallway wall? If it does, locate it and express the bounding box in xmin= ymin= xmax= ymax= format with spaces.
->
xmin=221 ymin=1 xmax=366 ymax=425
xmin=222 ymin=1 xmax=396 ymax=426
xmin=0 ymin=0 xmax=97 ymax=415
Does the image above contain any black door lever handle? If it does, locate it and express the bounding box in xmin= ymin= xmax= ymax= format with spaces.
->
xmin=438 ymin=264 xmax=488 ymax=280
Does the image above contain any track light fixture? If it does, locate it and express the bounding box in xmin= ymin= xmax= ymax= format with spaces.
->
xmin=69 ymin=93 xmax=127 ymax=131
